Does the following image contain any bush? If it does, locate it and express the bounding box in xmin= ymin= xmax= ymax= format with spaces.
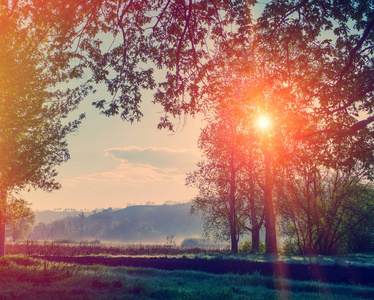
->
xmin=181 ymin=238 xmax=209 ymax=248
xmin=282 ymin=238 xmax=301 ymax=255
xmin=181 ymin=238 xmax=200 ymax=248
xmin=238 ymin=240 xmax=265 ymax=254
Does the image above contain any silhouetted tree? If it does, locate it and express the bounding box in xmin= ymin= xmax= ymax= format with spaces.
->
xmin=0 ymin=5 xmax=86 ymax=255
xmin=187 ymin=93 xmax=266 ymax=253
xmin=5 ymin=197 xmax=35 ymax=242
xmin=278 ymin=158 xmax=374 ymax=254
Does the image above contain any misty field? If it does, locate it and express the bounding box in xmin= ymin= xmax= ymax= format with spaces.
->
xmin=1 ymin=242 xmax=374 ymax=299
xmin=1 ymin=255 xmax=374 ymax=300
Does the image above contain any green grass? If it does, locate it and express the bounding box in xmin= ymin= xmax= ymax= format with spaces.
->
xmin=0 ymin=255 xmax=373 ymax=299
xmin=7 ymin=241 xmax=374 ymax=268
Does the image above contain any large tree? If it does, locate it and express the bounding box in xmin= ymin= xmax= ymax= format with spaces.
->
xmin=23 ymin=0 xmax=371 ymax=136
xmin=10 ymin=1 xmax=371 ymax=141
xmin=187 ymin=103 xmax=264 ymax=253
xmin=7 ymin=0 xmax=253 ymax=129
xmin=63 ymin=0 xmax=373 ymax=255
xmin=0 ymin=1 xmax=85 ymax=255
xmin=257 ymin=0 xmax=374 ymax=137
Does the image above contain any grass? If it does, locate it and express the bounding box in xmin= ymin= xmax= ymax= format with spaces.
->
xmin=7 ymin=240 xmax=374 ymax=268
xmin=5 ymin=240 xmax=230 ymax=257
xmin=0 ymin=255 xmax=374 ymax=299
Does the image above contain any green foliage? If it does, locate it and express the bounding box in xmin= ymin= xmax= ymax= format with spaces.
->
xmin=3 ymin=0 xmax=374 ymax=259
xmin=279 ymin=169 xmax=374 ymax=255
xmin=187 ymin=99 xmax=265 ymax=253
xmin=239 ymin=240 xmax=265 ymax=255
xmin=282 ymin=238 xmax=301 ymax=256
xmin=5 ymin=0 xmax=253 ymax=130
xmin=0 ymin=0 xmax=86 ymax=255
xmin=5 ymin=197 xmax=35 ymax=241
xmin=180 ymin=238 xmax=215 ymax=248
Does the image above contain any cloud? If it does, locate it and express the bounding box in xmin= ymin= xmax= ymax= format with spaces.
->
xmin=104 ymin=146 xmax=200 ymax=171
xmin=66 ymin=146 xmax=200 ymax=185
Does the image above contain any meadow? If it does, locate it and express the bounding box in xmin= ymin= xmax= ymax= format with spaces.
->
xmin=1 ymin=241 xmax=374 ymax=299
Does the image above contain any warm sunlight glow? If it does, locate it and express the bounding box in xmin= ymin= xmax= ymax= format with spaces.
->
xmin=258 ymin=116 xmax=271 ymax=130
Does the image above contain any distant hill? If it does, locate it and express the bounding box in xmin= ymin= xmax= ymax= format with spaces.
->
xmin=31 ymin=203 xmax=204 ymax=244
xmin=85 ymin=203 xmax=204 ymax=243
xmin=34 ymin=210 xmax=89 ymax=224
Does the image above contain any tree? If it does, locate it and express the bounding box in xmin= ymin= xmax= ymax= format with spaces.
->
xmin=76 ymin=212 xmax=87 ymax=236
xmin=21 ymin=0 xmax=370 ymax=136
xmin=50 ymin=219 xmax=68 ymax=240
xmin=5 ymin=197 xmax=35 ymax=242
xmin=50 ymin=0 xmax=374 ymax=256
xmin=0 ymin=2 xmax=85 ymax=255
xmin=4 ymin=0 xmax=253 ymax=130
xmin=278 ymin=153 xmax=374 ymax=254
xmin=13 ymin=1 xmax=373 ymax=144
xmin=30 ymin=222 xmax=50 ymax=241
xmin=187 ymin=93 xmax=265 ymax=253
xmin=251 ymin=1 xmax=374 ymax=162
xmin=87 ymin=220 xmax=107 ymax=239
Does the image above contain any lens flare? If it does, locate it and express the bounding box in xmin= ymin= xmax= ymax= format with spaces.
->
xmin=258 ymin=116 xmax=271 ymax=129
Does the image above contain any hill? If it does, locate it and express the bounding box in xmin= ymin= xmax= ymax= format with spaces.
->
xmin=34 ymin=210 xmax=90 ymax=224
xmin=31 ymin=203 xmax=204 ymax=243
xmin=85 ymin=203 xmax=203 ymax=243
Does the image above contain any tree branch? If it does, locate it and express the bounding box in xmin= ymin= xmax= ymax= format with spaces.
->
xmin=338 ymin=14 xmax=374 ymax=81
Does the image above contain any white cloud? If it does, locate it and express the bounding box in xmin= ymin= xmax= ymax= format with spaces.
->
xmin=104 ymin=146 xmax=200 ymax=170
xmin=66 ymin=146 xmax=200 ymax=185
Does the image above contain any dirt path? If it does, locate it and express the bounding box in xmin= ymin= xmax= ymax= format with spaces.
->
xmin=36 ymin=255 xmax=374 ymax=285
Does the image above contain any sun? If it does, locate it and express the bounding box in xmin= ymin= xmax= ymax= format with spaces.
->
xmin=258 ymin=116 xmax=271 ymax=130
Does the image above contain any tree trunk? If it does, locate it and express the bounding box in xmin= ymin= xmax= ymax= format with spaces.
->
xmin=230 ymin=230 xmax=238 ymax=254
xmin=248 ymin=163 xmax=261 ymax=254
xmin=12 ymin=225 xmax=16 ymax=242
xmin=0 ymin=191 xmax=6 ymax=257
xmin=264 ymin=149 xmax=277 ymax=254
xmin=251 ymin=225 xmax=260 ymax=253
xmin=229 ymin=141 xmax=238 ymax=254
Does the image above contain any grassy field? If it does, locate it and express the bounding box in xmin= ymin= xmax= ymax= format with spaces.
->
xmin=6 ymin=240 xmax=374 ymax=268
xmin=2 ymin=242 xmax=374 ymax=299
xmin=1 ymin=255 xmax=374 ymax=299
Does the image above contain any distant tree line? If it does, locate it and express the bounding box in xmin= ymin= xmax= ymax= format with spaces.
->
xmin=29 ymin=212 xmax=156 ymax=242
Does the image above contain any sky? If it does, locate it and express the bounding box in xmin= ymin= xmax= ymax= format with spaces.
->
xmin=22 ymin=87 xmax=205 ymax=211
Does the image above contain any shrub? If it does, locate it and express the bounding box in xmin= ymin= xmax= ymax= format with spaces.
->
xmin=238 ymin=240 xmax=265 ymax=254
xmin=181 ymin=238 xmax=210 ymax=248
xmin=282 ymin=238 xmax=301 ymax=255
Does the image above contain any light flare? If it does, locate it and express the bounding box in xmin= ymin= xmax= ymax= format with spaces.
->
xmin=258 ymin=116 xmax=271 ymax=130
